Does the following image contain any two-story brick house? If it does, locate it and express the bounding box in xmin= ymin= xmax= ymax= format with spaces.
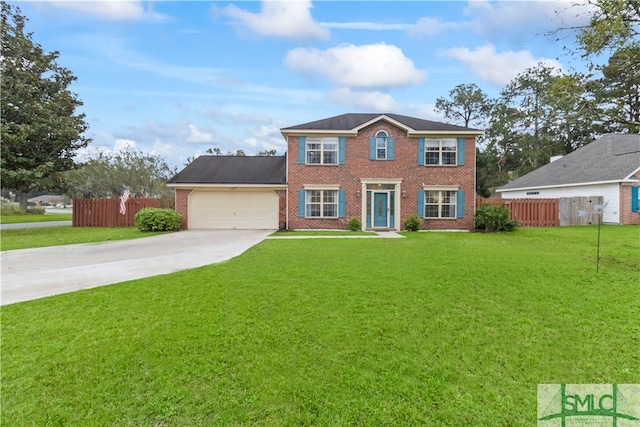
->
xmin=282 ymin=113 xmax=482 ymax=231
xmin=168 ymin=113 xmax=482 ymax=231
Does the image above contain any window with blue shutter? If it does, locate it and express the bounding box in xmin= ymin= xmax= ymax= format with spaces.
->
xmin=632 ymin=186 xmax=639 ymax=212
xmin=339 ymin=137 xmax=346 ymax=164
xmin=298 ymin=189 xmax=305 ymax=217
xmin=388 ymin=138 xmax=395 ymax=160
xmin=297 ymin=136 xmax=306 ymax=164
xmin=417 ymin=190 xmax=425 ymax=217
xmin=339 ymin=189 xmax=346 ymax=217
xmin=457 ymin=190 xmax=465 ymax=218
xmin=417 ymin=138 xmax=425 ymax=166
xmin=369 ymin=137 xmax=376 ymax=160
xmin=457 ymin=138 xmax=465 ymax=166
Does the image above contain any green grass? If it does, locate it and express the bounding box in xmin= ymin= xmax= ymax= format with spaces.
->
xmin=0 ymin=227 xmax=167 ymax=251
xmin=2 ymin=226 xmax=638 ymax=426
xmin=0 ymin=213 xmax=73 ymax=224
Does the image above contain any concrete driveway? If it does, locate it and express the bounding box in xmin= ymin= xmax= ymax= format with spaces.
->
xmin=1 ymin=230 xmax=272 ymax=306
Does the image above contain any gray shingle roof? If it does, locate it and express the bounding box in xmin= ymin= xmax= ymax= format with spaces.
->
xmin=168 ymin=156 xmax=286 ymax=185
xmin=497 ymin=134 xmax=640 ymax=191
xmin=281 ymin=113 xmax=481 ymax=132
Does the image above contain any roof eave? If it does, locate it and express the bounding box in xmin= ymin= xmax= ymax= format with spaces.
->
xmin=496 ymin=179 xmax=637 ymax=192
xmin=167 ymin=183 xmax=287 ymax=188
xmin=407 ymin=130 xmax=484 ymax=136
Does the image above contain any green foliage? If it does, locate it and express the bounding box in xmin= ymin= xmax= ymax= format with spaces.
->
xmin=403 ymin=214 xmax=421 ymax=231
xmin=1 ymin=203 xmax=23 ymax=215
xmin=475 ymin=203 xmax=518 ymax=232
xmin=0 ymin=3 xmax=90 ymax=209
xmin=134 ymin=208 xmax=182 ymax=232
xmin=65 ymin=150 xmax=176 ymax=199
xmin=348 ymin=216 xmax=362 ymax=231
xmin=434 ymin=83 xmax=493 ymax=128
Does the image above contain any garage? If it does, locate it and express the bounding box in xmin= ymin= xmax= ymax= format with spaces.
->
xmin=168 ymin=156 xmax=287 ymax=230
xmin=189 ymin=190 xmax=279 ymax=229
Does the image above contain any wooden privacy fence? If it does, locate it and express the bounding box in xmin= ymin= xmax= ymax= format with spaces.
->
xmin=73 ymin=198 xmax=161 ymax=227
xmin=476 ymin=198 xmax=560 ymax=227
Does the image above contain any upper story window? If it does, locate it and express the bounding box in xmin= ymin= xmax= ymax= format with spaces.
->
xmin=307 ymin=137 xmax=338 ymax=165
xmin=425 ymin=138 xmax=457 ymax=165
xmin=376 ymin=131 xmax=388 ymax=160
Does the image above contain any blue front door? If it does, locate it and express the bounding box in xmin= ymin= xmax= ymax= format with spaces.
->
xmin=373 ymin=193 xmax=388 ymax=227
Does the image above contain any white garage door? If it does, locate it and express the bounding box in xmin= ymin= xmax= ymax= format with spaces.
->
xmin=189 ymin=191 xmax=279 ymax=229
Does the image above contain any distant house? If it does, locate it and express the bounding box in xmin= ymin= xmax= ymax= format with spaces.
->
xmin=168 ymin=112 xmax=483 ymax=230
xmin=496 ymin=134 xmax=640 ymax=225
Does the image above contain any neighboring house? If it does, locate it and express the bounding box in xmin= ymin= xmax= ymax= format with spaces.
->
xmin=168 ymin=113 xmax=483 ymax=230
xmin=496 ymin=134 xmax=640 ymax=225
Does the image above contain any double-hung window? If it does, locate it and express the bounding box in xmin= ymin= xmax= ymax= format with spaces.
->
xmin=306 ymin=189 xmax=338 ymax=218
xmin=307 ymin=137 xmax=338 ymax=165
xmin=376 ymin=131 xmax=387 ymax=160
xmin=425 ymin=138 xmax=457 ymax=165
xmin=420 ymin=189 xmax=462 ymax=219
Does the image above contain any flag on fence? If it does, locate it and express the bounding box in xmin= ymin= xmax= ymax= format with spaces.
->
xmin=119 ymin=185 xmax=130 ymax=215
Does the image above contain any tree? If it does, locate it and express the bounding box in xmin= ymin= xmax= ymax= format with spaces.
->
xmin=434 ymin=83 xmax=493 ymax=128
xmin=65 ymin=150 xmax=176 ymax=199
xmin=598 ymin=46 xmax=640 ymax=132
xmin=1 ymin=2 xmax=90 ymax=210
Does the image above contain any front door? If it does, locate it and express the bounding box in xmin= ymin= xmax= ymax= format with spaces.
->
xmin=373 ymin=192 xmax=388 ymax=227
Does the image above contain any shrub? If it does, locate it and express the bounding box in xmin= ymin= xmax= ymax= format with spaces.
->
xmin=348 ymin=216 xmax=362 ymax=231
xmin=1 ymin=203 xmax=23 ymax=215
xmin=27 ymin=207 xmax=46 ymax=215
xmin=134 ymin=208 xmax=182 ymax=232
xmin=475 ymin=203 xmax=518 ymax=232
xmin=403 ymin=215 xmax=421 ymax=232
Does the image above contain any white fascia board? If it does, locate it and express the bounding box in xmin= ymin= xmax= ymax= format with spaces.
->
xmin=360 ymin=178 xmax=403 ymax=184
xmin=407 ymin=130 xmax=484 ymax=137
xmin=353 ymin=115 xmax=414 ymax=133
xmin=623 ymin=166 xmax=640 ymax=180
xmin=496 ymin=179 xmax=630 ymax=193
xmin=280 ymin=130 xmax=357 ymax=137
xmin=303 ymin=184 xmax=340 ymax=190
xmin=167 ymin=183 xmax=287 ymax=189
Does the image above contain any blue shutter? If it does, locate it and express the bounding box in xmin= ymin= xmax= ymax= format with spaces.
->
xmin=339 ymin=136 xmax=346 ymax=164
xmin=457 ymin=137 xmax=465 ymax=166
xmin=338 ymin=189 xmax=346 ymax=218
xmin=457 ymin=190 xmax=465 ymax=218
xmin=632 ymin=186 xmax=639 ymax=212
xmin=388 ymin=138 xmax=395 ymax=160
xmin=418 ymin=138 xmax=425 ymax=166
xmin=298 ymin=136 xmax=306 ymax=164
xmin=417 ymin=190 xmax=425 ymax=218
xmin=369 ymin=137 xmax=376 ymax=160
xmin=298 ymin=189 xmax=305 ymax=217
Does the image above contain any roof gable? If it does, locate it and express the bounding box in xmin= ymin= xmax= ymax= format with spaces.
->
xmin=281 ymin=113 xmax=482 ymax=135
xmin=168 ymin=156 xmax=286 ymax=185
xmin=497 ymin=134 xmax=640 ymax=191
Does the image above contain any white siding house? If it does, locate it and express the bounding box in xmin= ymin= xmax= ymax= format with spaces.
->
xmin=497 ymin=134 xmax=640 ymax=225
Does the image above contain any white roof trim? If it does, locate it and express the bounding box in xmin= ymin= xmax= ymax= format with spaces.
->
xmin=303 ymin=184 xmax=340 ymax=190
xmin=624 ymin=166 xmax=640 ymax=180
xmin=281 ymin=130 xmax=357 ymax=136
xmin=167 ymin=183 xmax=287 ymax=189
xmin=423 ymin=185 xmax=459 ymax=191
xmin=353 ymin=115 xmax=414 ymax=132
xmin=360 ymin=178 xmax=403 ymax=184
xmin=496 ymin=179 xmax=636 ymax=192
xmin=407 ymin=130 xmax=483 ymax=136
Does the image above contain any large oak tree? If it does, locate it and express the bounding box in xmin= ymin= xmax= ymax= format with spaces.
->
xmin=1 ymin=2 xmax=90 ymax=209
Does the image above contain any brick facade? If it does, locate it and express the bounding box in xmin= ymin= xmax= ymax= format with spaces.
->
xmin=174 ymin=188 xmax=191 ymax=229
xmin=286 ymin=121 xmax=477 ymax=230
xmin=620 ymin=172 xmax=640 ymax=225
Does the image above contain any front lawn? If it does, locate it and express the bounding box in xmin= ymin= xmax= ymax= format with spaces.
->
xmin=0 ymin=227 xmax=167 ymax=251
xmin=0 ymin=213 xmax=72 ymax=224
xmin=2 ymin=226 xmax=638 ymax=425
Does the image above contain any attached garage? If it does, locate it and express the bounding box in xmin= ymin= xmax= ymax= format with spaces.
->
xmin=189 ymin=190 xmax=279 ymax=229
xmin=168 ymin=156 xmax=287 ymax=230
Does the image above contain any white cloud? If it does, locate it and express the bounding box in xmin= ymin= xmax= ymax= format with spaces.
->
xmin=220 ymin=0 xmax=329 ymax=41
xmin=327 ymin=88 xmax=399 ymax=112
xmin=409 ymin=17 xmax=466 ymax=36
xmin=322 ymin=22 xmax=411 ymax=31
xmin=114 ymin=139 xmax=137 ymax=152
xmin=186 ymin=124 xmax=215 ymax=143
xmin=285 ymin=43 xmax=426 ymax=89
xmin=440 ymin=44 xmax=564 ymax=86
xmin=48 ymin=1 xmax=168 ymax=21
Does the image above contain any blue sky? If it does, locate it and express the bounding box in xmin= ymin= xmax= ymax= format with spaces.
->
xmin=12 ymin=1 xmax=595 ymax=168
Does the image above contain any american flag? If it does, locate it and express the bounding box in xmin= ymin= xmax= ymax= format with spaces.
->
xmin=119 ymin=185 xmax=130 ymax=215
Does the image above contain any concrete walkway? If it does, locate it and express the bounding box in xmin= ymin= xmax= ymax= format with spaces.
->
xmin=1 ymin=230 xmax=272 ymax=305
xmin=1 ymin=220 xmax=72 ymax=229
xmin=267 ymin=230 xmax=405 ymax=239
